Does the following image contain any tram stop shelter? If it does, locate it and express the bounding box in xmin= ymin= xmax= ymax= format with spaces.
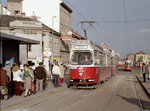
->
xmin=0 ymin=32 xmax=40 ymax=65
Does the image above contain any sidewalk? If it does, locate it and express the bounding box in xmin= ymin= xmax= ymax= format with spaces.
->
xmin=0 ymin=80 xmax=68 ymax=111
xmin=135 ymin=74 xmax=150 ymax=99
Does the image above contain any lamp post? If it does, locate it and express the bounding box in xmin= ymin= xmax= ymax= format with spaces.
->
xmin=51 ymin=16 xmax=56 ymax=64
xmin=50 ymin=16 xmax=56 ymax=78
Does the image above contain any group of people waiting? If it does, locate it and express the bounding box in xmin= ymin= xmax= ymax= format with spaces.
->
xmin=0 ymin=61 xmax=65 ymax=100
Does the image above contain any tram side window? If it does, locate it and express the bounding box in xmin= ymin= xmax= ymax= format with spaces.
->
xmin=94 ymin=50 xmax=100 ymax=65
xmin=71 ymin=52 xmax=78 ymax=65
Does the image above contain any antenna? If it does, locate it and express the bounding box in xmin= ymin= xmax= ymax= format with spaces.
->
xmin=78 ymin=21 xmax=97 ymax=39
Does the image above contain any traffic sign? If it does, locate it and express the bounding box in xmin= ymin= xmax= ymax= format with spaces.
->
xmin=43 ymin=48 xmax=52 ymax=57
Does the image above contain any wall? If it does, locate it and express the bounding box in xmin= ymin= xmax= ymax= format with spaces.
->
xmin=7 ymin=2 xmax=22 ymax=15
xmin=60 ymin=4 xmax=71 ymax=34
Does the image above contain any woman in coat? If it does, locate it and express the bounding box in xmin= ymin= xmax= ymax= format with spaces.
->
xmin=12 ymin=64 xmax=22 ymax=96
xmin=0 ymin=64 xmax=9 ymax=100
xmin=23 ymin=64 xmax=33 ymax=97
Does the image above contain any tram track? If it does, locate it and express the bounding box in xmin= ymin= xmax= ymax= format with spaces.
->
xmin=15 ymin=88 xmax=93 ymax=111
xmin=101 ymin=76 xmax=123 ymax=111
xmin=132 ymin=75 xmax=144 ymax=111
xmin=20 ymin=75 xmax=116 ymax=111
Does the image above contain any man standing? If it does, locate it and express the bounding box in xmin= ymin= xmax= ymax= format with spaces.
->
xmin=148 ymin=63 xmax=150 ymax=80
xmin=142 ymin=63 xmax=146 ymax=82
xmin=52 ymin=62 xmax=61 ymax=87
xmin=34 ymin=62 xmax=46 ymax=92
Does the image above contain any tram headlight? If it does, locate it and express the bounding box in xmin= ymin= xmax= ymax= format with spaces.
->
xmin=88 ymin=79 xmax=94 ymax=82
xmin=79 ymin=73 xmax=83 ymax=77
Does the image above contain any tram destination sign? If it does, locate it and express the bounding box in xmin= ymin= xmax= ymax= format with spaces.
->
xmin=74 ymin=45 xmax=88 ymax=49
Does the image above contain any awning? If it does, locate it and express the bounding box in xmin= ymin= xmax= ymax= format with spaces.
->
xmin=0 ymin=32 xmax=40 ymax=44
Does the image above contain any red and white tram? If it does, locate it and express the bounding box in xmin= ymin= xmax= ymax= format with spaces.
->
xmin=69 ymin=39 xmax=115 ymax=88
xmin=125 ymin=60 xmax=133 ymax=71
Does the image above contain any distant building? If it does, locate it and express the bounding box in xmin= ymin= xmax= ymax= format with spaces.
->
xmin=135 ymin=51 xmax=150 ymax=64
xmin=114 ymin=52 xmax=121 ymax=64
xmin=127 ymin=53 xmax=135 ymax=62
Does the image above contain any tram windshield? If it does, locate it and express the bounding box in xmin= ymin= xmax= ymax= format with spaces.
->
xmin=71 ymin=52 xmax=93 ymax=65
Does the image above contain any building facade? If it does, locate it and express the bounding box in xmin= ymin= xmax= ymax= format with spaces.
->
xmin=127 ymin=53 xmax=135 ymax=62
xmin=0 ymin=15 xmax=60 ymax=73
xmin=135 ymin=51 xmax=150 ymax=64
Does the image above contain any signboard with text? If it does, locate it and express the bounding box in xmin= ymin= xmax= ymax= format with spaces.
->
xmin=60 ymin=35 xmax=72 ymax=41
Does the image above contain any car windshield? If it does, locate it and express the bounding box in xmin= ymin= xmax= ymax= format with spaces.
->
xmin=71 ymin=52 xmax=93 ymax=65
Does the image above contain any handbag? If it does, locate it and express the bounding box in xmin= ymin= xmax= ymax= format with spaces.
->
xmin=31 ymin=81 xmax=34 ymax=92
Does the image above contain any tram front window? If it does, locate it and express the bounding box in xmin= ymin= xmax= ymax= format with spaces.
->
xmin=71 ymin=52 xmax=93 ymax=65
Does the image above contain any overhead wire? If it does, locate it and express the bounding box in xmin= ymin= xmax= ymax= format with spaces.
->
xmin=65 ymin=0 xmax=150 ymax=50
xmin=65 ymin=0 xmax=112 ymax=45
xmin=123 ymin=0 xmax=130 ymax=53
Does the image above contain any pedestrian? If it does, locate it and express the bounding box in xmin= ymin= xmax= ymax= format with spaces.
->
xmin=34 ymin=62 xmax=46 ymax=93
xmin=4 ymin=61 xmax=12 ymax=97
xmin=23 ymin=64 xmax=33 ymax=97
xmin=142 ymin=63 xmax=146 ymax=82
xmin=28 ymin=64 xmax=35 ymax=94
xmin=52 ymin=62 xmax=61 ymax=87
xmin=60 ymin=62 xmax=65 ymax=84
xmin=148 ymin=63 xmax=150 ymax=80
xmin=42 ymin=65 xmax=48 ymax=90
xmin=0 ymin=64 xmax=9 ymax=100
xmin=12 ymin=63 xmax=22 ymax=96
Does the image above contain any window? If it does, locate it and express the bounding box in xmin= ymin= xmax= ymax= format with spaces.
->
xmin=71 ymin=51 xmax=93 ymax=65
xmin=14 ymin=10 xmax=20 ymax=15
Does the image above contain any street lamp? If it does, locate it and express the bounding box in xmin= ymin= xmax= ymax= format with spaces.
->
xmin=51 ymin=16 xmax=56 ymax=64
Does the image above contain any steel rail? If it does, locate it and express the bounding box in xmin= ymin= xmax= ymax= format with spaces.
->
xmin=132 ymin=75 xmax=144 ymax=111
xmin=101 ymin=76 xmax=123 ymax=111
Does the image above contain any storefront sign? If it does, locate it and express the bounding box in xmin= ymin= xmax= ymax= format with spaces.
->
xmin=60 ymin=35 xmax=72 ymax=41
xmin=53 ymin=57 xmax=60 ymax=60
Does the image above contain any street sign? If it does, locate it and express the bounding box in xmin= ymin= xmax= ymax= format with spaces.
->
xmin=43 ymin=48 xmax=52 ymax=57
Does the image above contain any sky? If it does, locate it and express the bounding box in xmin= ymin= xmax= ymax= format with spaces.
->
xmin=62 ymin=0 xmax=150 ymax=58
xmin=1 ymin=0 xmax=150 ymax=58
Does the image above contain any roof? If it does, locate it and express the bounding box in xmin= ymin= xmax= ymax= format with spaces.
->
xmin=0 ymin=15 xmax=35 ymax=27
xmin=127 ymin=53 xmax=135 ymax=56
xmin=60 ymin=2 xmax=72 ymax=13
xmin=0 ymin=15 xmax=61 ymax=37
xmin=0 ymin=32 xmax=40 ymax=44
xmin=136 ymin=51 xmax=148 ymax=55
xmin=42 ymin=23 xmax=61 ymax=37
xmin=7 ymin=0 xmax=23 ymax=2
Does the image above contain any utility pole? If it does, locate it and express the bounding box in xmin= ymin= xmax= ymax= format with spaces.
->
xmin=78 ymin=21 xmax=96 ymax=39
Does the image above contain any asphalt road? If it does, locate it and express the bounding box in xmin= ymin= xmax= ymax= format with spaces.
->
xmin=1 ymin=70 xmax=150 ymax=111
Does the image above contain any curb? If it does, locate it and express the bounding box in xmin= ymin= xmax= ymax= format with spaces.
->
xmin=135 ymin=75 xmax=150 ymax=99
